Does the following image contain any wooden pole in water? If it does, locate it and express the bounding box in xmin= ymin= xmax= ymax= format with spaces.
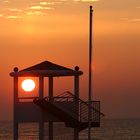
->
xmin=48 ymin=77 xmax=53 ymax=140
xmin=13 ymin=75 xmax=18 ymax=140
xmin=74 ymin=67 xmax=80 ymax=140
xmin=39 ymin=76 xmax=44 ymax=140
xmin=88 ymin=5 xmax=93 ymax=140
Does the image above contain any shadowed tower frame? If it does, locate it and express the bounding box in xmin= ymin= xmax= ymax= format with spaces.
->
xmin=10 ymin=61 xmax=83 ymax=140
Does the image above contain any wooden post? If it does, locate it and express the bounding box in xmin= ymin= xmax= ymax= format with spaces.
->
xmin=39 ymin=76 xmax=44 ymax=140
xmin=74 ymin=75 xmax=79 ymax=98
xmin=39 ymin=76 xmax=44 ymax=99
xmin=13 ymin=76 xmax=18 ymax=140
xmin=48 ymin=77 xmax=53 ymax=140
xmin=74 ymin=67 xmax=80 ymax=140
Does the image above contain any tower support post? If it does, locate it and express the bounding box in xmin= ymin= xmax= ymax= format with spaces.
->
xmin=13 ymin=76 xmax=18 ymax=140
xmin=74 ymin=68 xmax=80 ymax=140
xmin=48 ymin=77 xmax=53 ymax=140
xmin=39 ymin=76 xmax=44 ymax=140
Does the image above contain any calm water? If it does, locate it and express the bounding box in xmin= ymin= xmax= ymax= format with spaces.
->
xmin=0 ymin=119 xmax=140 ymax=140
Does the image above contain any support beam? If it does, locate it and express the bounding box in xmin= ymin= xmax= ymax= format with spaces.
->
xmin=13 ymin=76 xmax=18 ymax=140
xmin=48 ymin=122 xmax=53 ymax=140
xmin=39 ymin=76 xmax=44 ymax=99
xmin=74 ymin=74 xmax=79 ymax=99
xmin=74 ymin=129 xmax=79 ymax=140
xmin=48 ymin=77 xmax=53 ymax=140
xmin=14 ymin=121 xmax=18 ymax=140
xmin=48 ymin=77 xmax=53 ymax=99
xmin=39 ymin=76 xmax=44 ymax=140
xmin=74 ymin=69 xmax=80 ymax=140
xmin=39 ymin=121 xmax=44 ymax=140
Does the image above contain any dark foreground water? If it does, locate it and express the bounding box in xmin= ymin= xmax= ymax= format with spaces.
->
xmin=0 ymin=119 xmax=140 ymax=140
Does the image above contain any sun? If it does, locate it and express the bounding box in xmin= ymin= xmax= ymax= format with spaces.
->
xmin=21 ymin=79 xmax=36 ymax=92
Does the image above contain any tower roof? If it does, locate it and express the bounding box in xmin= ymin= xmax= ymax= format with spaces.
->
xmin=10 ymin=60 xmax=83 ymax=77
xmin=21 ymin=61 xmax=74 ymax=71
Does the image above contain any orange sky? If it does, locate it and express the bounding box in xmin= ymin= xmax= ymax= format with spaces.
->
xmin=0 ymin=0 xmax=140 ymax=120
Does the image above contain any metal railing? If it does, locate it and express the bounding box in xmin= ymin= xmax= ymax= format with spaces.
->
xmin=18 ymin=97 xmax=38 ymax=102
xmin=44 ymin=92 xmax=79 ymax=121
xmin=44 ymin=91 xmax=103 ymax=123
xmin=80 ymin=101 xmax=101 ymax=122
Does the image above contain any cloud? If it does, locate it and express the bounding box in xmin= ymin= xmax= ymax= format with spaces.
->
xmin=120 ymin=18 xmax=129 ymax=21
xmin=9 ymin=8 xmax=22 ymax=12
xmin=40 ymin=2 xmax=55 ymax=5
xmin=26 ymin=11 xmax=44 ymax=16
xmin=120 ymin=18 xmax=140 ymax=22
xmin=59 ymin=0 xmax=99 ymax=2
xmin=0 ymin=14 xmax=3 ymax=17
xmin=6 ymin=15 xmax=19 ymax=19
xmin=130 ymin=18 xmax=140 ymax=22
xmin=73 ymin=0 xmax=100 ymax=2
xmin=29 ymin=6 xmax=53 ymax=10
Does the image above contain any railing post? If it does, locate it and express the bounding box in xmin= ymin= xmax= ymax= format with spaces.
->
xmin=99 ymin=101 xmax=100 ymax=124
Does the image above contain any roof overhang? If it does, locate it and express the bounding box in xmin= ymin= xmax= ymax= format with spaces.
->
xmin=10 ymin=60 xmax=83 ymax=77
xmin=10 ymin=70 xmax=83 ymax=77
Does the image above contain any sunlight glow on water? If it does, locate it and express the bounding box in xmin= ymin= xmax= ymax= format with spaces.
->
xmin=0 ymin=119 xmax=140 ymax=140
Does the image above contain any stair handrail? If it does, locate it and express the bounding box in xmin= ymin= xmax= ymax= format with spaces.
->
xmin=50 ymin=91 xmax=104 ymax=121
xmin=41 ymin=91 xmax=104 ymax=123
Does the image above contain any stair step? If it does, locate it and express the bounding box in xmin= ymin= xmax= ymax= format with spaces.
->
xmin=33 ymin=98 xmax=78 ymax=122
xmin=33 ymin=95 xmax=101 ymax=132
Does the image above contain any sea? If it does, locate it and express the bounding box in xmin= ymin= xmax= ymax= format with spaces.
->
xmin=0 ymin=119 xmax=140 ymax=140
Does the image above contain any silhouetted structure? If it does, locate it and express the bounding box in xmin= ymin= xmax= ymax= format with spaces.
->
xmin=10 ymin=60 xmax=104 ymax=140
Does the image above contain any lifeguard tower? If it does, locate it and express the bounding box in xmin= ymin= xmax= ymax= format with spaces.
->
xmin=10 ymin=60 xmax=104 ymax=140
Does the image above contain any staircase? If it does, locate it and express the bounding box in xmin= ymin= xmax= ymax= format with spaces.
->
xmin=33 ymin=91 xmax=104 ymax=131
